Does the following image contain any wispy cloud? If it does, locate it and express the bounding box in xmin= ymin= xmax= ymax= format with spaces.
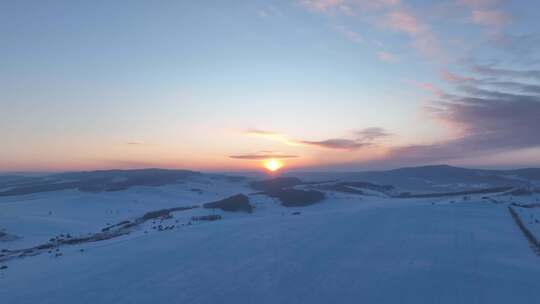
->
xmin=245 ymin=129 xmax=301 ymax=146
xmin=377 ymin=51 xmax=399 ymax=62
xmin=472 ymin=65 xmax=540 ymax=81
xmin=356 ymin=127 xmax=392 ymax=140
xmin=471 ymin=9 xmax=511 ymax=27
xmin=333 ymin=25 xmax=365 ymax=44
xmin=457 ymin=0 xmax=500 ymax=6
xmin=298 ymin=0 xmax=445 ymax=61
xmin=125 ymin=142 xmax=153 ymax=146
xmin=257 ymin=5 xmax=284 ymax=19
xmin=441 ymin=70 xmax=473 ymax=83
xmin=300 ymin=138 xmax=370 ymax=150
xmin=376 ymin=64 xmax=540 ymax=165
xmin=246 ymin=129 xmax=279 ymax=136
xmin=384 ymin=9 xmax=424 ymax=35
xmin=244 ymin=127 xmax=390 ymax=150
xmin=442 ymin=68 xmax=540 ymax=94
xmin=488 ymin=33 xmax=540 ymax=64
xmin=300 ymin=0 xmax=400 ymax=13
xmin=229 ymin=152 xmax=299 ymax=160
xmin=383 ymin=8 xmax=444 ymax=60
xmin=299 ymin=0 xmax=349 ymax=14
xmin=458 ymin=0 xmax=511 ymax=30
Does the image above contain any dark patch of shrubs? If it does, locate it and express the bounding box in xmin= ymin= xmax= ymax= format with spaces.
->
xmin=250 ymin=177 xmax=303 ymax=192
xmin=510 ymin=188 xmax=533 ymax=196
xmin=192 ymin=215 xmax=222 ymax=221
xmin=511 ymin=203 xmax=540 ymax=209
xmin=341 ymin=181 xmax=394 ymax=192
xmin=268 ymin=189 xmax=325 ymax=207
xmin=101 ymin=220 xmax=131 ymax=232
xmin=397 ymin=187 xmax=513 ymax=198
xmin=36 ymin=244 xmax=54 ymax=250
xmin=204 ymin=194 xmax=253 ymax=213
xmin=321 ymin=184 xmax=364 ymax=195
xmin=141 ymin=205 xmax=199 ymax=221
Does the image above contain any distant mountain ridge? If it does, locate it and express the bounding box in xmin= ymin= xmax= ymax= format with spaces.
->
xmin=1 ymin=165 xmax=539 ymax=196
xmin=0 ymin=169 xmax=200 ymax=197
xmin=288 ymin=165 xmax=540 ymax=192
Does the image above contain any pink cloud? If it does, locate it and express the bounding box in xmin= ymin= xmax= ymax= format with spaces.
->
xmin=299 ymin=0 xmax=399 ymax=13
xmin=383 ymin=9 xmax=444 ymax=60
xmin=377 ymin=51 xmax=399 ymax=62
xmin=299 ymin=0 xmax=345 ymax=12
xmin=441 ymin=70 xmax=473 ymax=83
xmin=457 ymin=0 xmax=511 ymax=29
xmin=299 ymin=1 xmax=445 ymax=61
xmin=385 ymin=10 xmax=425 ymax=35
xmin=458 ymin=0 xmax=500 ymax=8
xmin=333 ymin=25 xmax=365 ymax=44
xmin=420 ymin=83 xmax=444 ymax=97
xmin=471 ymin=9 xmax=511 ymax=27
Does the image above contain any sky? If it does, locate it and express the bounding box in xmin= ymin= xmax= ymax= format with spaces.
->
xmin=1 ymin=0 xmax=540 ymax=172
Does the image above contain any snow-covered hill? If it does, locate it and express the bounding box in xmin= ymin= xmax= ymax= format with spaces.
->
xmin=1 ymin=167 xmax=540 ymax=303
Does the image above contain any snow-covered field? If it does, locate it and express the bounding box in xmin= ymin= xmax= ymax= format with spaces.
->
xmin=0 ymin=175 xmax=248 ymax=250
xmin=1 ymin=171 xmax=540 ymax=304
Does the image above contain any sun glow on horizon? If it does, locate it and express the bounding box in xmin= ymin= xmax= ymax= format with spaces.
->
xmin=263 ymin=159 xmax=284 ymax=172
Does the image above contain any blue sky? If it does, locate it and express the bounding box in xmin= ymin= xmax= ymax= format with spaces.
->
xmin=1 ymin=0 xmax=540 ymax=172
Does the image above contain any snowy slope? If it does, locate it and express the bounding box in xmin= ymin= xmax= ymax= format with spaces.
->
xmin=0 ymin=174 xmax=249 ymax=250
xmin=1 ymin=171 xmax=540 ymax=303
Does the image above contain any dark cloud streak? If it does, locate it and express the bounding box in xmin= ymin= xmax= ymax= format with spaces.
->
xmin=379 ymin=64 xmax=540 ymax=165
xmin=300 ymin=139 xmax=370 ymax=150
xmin=472 ymin=65 xmax=540 ymax=81
xmin=230 ymin=153 xmax=299 ymax=160
xmin=356 ymin=127 xmax=391 ymax=140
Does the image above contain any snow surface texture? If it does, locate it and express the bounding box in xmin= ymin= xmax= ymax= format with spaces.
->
xmin=518 ymin=206 xmax=540 ymax=238
xmin=1 ymin=171 xmax=540 ymax=304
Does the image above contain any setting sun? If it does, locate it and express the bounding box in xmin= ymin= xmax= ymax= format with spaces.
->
xmin=263 ymin=159 xmax=284 ymax=172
